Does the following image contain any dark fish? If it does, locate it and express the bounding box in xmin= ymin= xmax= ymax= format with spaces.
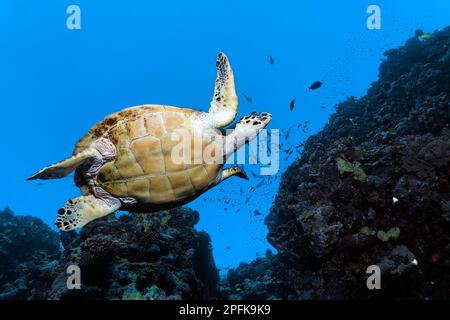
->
xmin=415 ymin=29 xmax=424 ymax=37
xmin=289 ymin=98 xmax=295 ymax=111
xmin=309 ymin=81 xmax=323 ymax=90
xmin=284 ymin=126 xmax=292 ymax=139
xmin=255 ymin=180 xmax=265 ymax=188
xmin=269 ymin=54 xmax=274 ymax=66
xmin=242 ymin=93 xmax=253 ymax=103
xmin=226 ymin=246 xmax=231 ymax=250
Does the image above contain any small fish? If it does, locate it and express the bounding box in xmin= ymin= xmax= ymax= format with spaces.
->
xmin=309 ymin=81 xmax=323 ymax=90
xmin=289 ymin=98 xmax=296 ymax=111
xmin=249 ymin=170 xmax=258 ymax=178
xmin=269 ymin=54 xmax=274 ymax=66
xmin=255 ymin=180 xmax=265 ymax=188
xmin=242 ymin=93 xmax=253 ymax=103
xmin=420 ymin=34 xmax=432 ymax=40
xmin=284 ymin=126 xmax=292 ymax=139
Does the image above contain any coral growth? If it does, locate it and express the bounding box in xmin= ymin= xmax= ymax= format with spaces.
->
xmin=0 ymin=207 xmax=61 ymax=299
xmin=0 ymin=208 xmax=218 ymax=300
xmin=224 ymin=27 xmax=450 ymax=300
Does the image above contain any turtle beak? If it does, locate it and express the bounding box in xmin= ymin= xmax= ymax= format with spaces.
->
xmin=260 ymin=112 xmax=272 ymax=127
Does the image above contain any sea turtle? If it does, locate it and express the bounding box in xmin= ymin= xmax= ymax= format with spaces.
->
xmin=28 ymin=53 xmax=272 ymax=231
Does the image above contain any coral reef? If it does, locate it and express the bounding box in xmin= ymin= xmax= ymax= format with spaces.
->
xmin=51 ymin=208 xmax=219 ymax=300
xmin=224 ymin=27 xmax=450 ymax=299
xmin=0 ymin=207 xmax=61 ymax=299
xmin=2 ymin=26 xmax=450 ymax=301
xmin=219 ymin=250 xmax=322 ymax=300
xmin=0 ymin=208 xmax=218 ymax=300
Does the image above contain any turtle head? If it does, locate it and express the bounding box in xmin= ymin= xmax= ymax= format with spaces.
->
xmin=224 ymin=112 xmax=272 ymax=159
xmin=235 ymin=112 xmax=272 ymax=137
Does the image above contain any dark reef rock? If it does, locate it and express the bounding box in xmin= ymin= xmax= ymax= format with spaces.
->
xmin=219 ymin=250 xmax=322 ymax=300
xmin=0 ymin=208 xmax=218 ymax=300
xmin=0 ymin=207 xmax=61 ymax=299
xmin=224 ymin=27 xmax=450 ymax=300
xmin=53 ymin=208 xmax=219 ymax=300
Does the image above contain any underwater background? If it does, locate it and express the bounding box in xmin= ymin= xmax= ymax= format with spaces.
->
xmin=1 ymin=0 xmax=450 ymax=299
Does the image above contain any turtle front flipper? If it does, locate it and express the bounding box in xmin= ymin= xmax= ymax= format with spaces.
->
xmin=55 ymin=194 xmax=121 ymax=231
xmin=220 ymin=167 xmax=249 ymax=181
xmin=206 ymin=52 xmax=238 ymax=128
xmin=209 ymin=167 xmax=248 ymax=189
xmin=27 ymin=147 xmax=102 ymax=180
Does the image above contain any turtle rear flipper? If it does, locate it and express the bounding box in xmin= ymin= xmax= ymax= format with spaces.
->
xmin=55 ymin=195 xmax=121 ymax=231
xmin=27 ymin=147 xmax=101 ymax=180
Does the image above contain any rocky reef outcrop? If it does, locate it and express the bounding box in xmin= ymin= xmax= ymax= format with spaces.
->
xmin=223 ymin=27 xmax=450 ymax=299
xmin=218 ymin=250 xmax=322 ymax=299
xmin=0 ymin=207 xmax=61 ymax=299
xmin=0 ymin=208 xmax=218 ymax=300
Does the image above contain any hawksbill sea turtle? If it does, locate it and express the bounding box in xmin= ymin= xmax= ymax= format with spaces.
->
xmin=28 ymin=53 xmax=272 ymax=231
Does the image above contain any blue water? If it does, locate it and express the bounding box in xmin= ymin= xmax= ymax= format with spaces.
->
xmin=1 ymin=0 xmax=449 ymax=274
